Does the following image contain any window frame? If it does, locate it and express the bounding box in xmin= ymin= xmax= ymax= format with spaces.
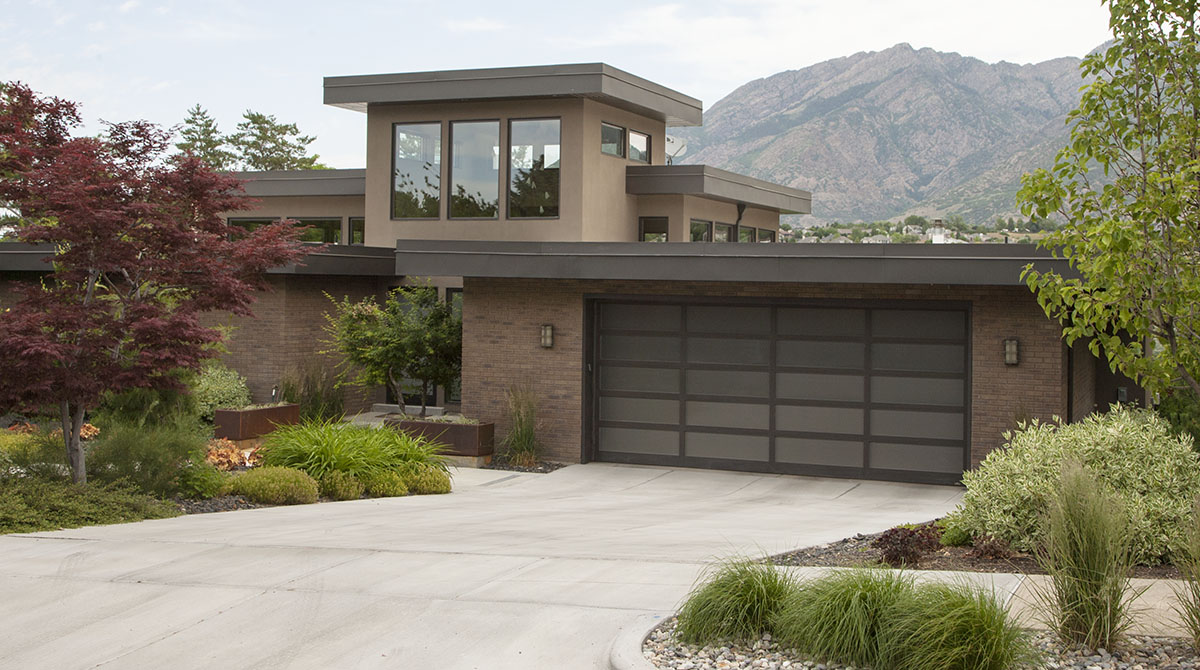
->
xmin=628 ymin=129 xmax=651 ymax=164
xmin=600 ymin=122 xmax=626 ymax=158
xmin=390 ymin=121 xmax=444 ymax=221
xmin=506 ymin=116 xmax=562 ymax=220
xmin=713 ymin=222 xmax=734 ymax=242
xmin=348 ymin=217 xmax=365 ymax=245
xmin=289 ymin=216 xmax=343 ymax=245
xmin=738 ymin=226 xmax=758 ymax=243
xmin=638 ymin=216 xmax=669 ymax=242
xmin=690 ymin=219 xmax=713 ymax=242
xmin=757 ymin=228 xmax=777 ymax=243
xmin=448 ymin=118 xmax=502 ymax=220
xmin=445 ymin=287 xmax=464 ymax=403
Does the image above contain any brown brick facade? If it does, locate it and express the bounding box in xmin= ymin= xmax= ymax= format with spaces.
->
xmin=462 ymin=278 xmax=1072 ymax=467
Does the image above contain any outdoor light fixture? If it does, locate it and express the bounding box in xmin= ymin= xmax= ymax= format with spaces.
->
xmin=540 ymin=324 xmax=554 ymax=348
xmin=1004 ymin=338 xmax=1019 ymax=366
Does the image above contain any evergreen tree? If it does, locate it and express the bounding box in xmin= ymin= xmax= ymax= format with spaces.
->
xmin=175 ymin=104 xmax=235 ymax=171
xmin=229 ymin=111 xmax=329 ymax=171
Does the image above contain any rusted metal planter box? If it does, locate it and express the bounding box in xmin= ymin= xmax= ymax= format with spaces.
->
xmin=213 ymin=403 xmax=301 ymax=441
xmin=384 ymin=416 xmax=495 ymax=457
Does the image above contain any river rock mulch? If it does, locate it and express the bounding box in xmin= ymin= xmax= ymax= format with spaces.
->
xmin=174 ymin=495 xmax=271 ymax=515
xmin=644 ymin=618 xmax=1200 ymax=670
xmin=481 ymin=452 xmax=568 ymax=474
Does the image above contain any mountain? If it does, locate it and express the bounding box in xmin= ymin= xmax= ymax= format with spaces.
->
xmin=674 ymin=44 xmax=1092 ymax=225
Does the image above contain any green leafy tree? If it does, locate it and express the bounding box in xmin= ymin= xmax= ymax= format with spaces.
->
xmin=229 ymin=111 xmax=329 ymax=171
xmin=1017 ymin=0 xmax=1200 ymax=397
xmin=903 ymin=214 xmax=929 ymax=228
xmin=175 ymin=104 xmax=235 ymax=171
xmin=324 ymin=285 xmax=462 ymax=417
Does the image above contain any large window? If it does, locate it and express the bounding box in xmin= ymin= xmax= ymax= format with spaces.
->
xmin=349 ymin=217 xmax=365 ymax=245
xmin=293 ymin=217 xmax=341 ymax=244
xmin=392 ymin=123 xmax=441 ymax=219
xmin=450 ymin=121 xmax=500 ymax=218
xmin=714 ymin=223 xmax=734 ymax=242
xmin=757 ymin=228 xmax=776 ymax=243
xmin=601 ymin=122 xmax=625 ymax=157
xmin=446 ymin=287 xmax=463 ymax=403
xmin=227 ymin=217 xmax=279 ymax=233
xmin=690 ymin=219 xmax=712 ymax=242
xmin=739 ymin=226 xmax=757 ymax=243
xmin=629 ymin=130 xmax=650 ymax=163
xmin=509 ymin=119 xmax=560 ymax=218
xmin=639 ymin=217 xmax=668 ymax=242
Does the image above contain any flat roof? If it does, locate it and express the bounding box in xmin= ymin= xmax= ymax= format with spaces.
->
xmin=626 ymin=165 xmax=813 ymax=214
xmin=393 ymin=241 xmax=1073 ymax=286
xmin=231 ymin=169 xmax=366 ymax=198
xmin=324 ymin=63 xmax=704 ymax=126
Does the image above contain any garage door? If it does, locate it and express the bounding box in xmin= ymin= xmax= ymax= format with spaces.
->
xmin=588 ymin=300 xmax=969 ymax=485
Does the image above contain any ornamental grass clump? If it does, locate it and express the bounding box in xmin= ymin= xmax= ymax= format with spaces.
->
xmin=675 ymin=558 xmax=798 ymax=645
xmin=1173 ymin=497 xmax=1200 ymax=650
xmin=1035 ymin=461 xmax=1142 ymax=650
xmin=500 ymin=384 xmax=542 ymax=468
xmin=956 ymin=406 xmax=1200 ymax=564
xmin=260 ymin=419 xmax=447 ymax=480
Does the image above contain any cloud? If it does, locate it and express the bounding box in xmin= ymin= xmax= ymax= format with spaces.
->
xmin=118 ymin=1 xmax=139 ymax=13
xmin=445 ymin=17 xmax=505 ymax=33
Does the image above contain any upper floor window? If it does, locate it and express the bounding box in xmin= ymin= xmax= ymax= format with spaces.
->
xmin=293 ymin=217 xmax=341 ymax=244
xmin=349 ymin=217 xmax=365 ymax=245
xmin=601 ymin=122 xmax=625 ymax=157
xmin=509 ymin=119 xmax=561 ymax=218
xmin=393 ymin=123 xmax=441 ymax=219
xmin=629 ymin=130 xmax=650 ymax=163
xmin=757 ymin=229 xmax=776 ymax=243
xmin=228 ymin=217 xmax=278 ymax=233
xmin=738 ymin=226 xmax=757 ymax=243
xmin=690 ymin=219 xmax=712 ymax=242
xmin=450 ymin=120 xmax=500 ymax=219
xmin=713 ymin=222 xmax=734 ymax=242
xmin=639 ymin=217 xmax=668 ymax=242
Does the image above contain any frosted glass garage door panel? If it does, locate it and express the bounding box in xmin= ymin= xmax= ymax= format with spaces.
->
xmin=687 ymin=306 xmax=771 ymax=335
xmin=776 ymin=406 xmax=864 ymax=434
xmin=599 ymin=366 xmax=680 ymax=394
xmin=686 ymin=369 xmax=770 ymax=398
xmin=600 ymin=303 xmax=681 ymax=332
xmin=599 ymin=397 xmax=679 ymax=425
xmin=871 ymin=376 xmax=965 ymax=407
xmin=776 ymin=373 xmax=864 ymax=402
xmin=776 ymin=438 xmax=865 ymax=468
xmin=601 ymin=335 xmax=681 ymax=362
xmin=688 ymin=338 xmax=770 ymax=366
xmin=777 ymin=308 xmax=866 ymax=337
xmin=685 ymin=401 xmax=769 ymax=431
xmin=870 ymin=410 xmax=964 ymax=440
xmin=871 ymin=343 xmax=965 ymax=373
xmin=872 ymin=310 xmax=966 ymax=340
xmin=777 ymin=341 xmax=865 ymax=370
xmin=598 ymin=427 xmax=679 ymax=456
xmin=686 ymin=432 xmax=769 ymax=462
xmin=870 ymin=443 xmax=964 ymax=474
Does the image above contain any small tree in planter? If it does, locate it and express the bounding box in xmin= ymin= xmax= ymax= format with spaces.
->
xmin=324 ymin=284 xmax=461 ymax=417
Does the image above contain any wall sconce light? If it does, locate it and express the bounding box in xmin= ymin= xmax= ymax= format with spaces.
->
xmin=1003 ymin=338 xmax=1019 ymax=366
xmin=540 ymin=324 xmax=554 ymax=349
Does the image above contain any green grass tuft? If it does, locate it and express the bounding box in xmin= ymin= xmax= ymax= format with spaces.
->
xmin=260 ymin=419 xmax=447 ymax=480
xmin=675 ymin=558 xmax=798 ymax=645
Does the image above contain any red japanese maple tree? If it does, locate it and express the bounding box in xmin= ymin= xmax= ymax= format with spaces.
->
xmin=0 ymin=82 xmax=310 ymax=483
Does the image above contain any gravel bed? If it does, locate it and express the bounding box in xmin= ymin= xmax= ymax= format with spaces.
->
xmin=644 ymin=618 xmax=1199 ymax=669
xmin=174 ymin=495 xmax=271 ymax=514
xmin=480 ymin=453 xmax=567 ymax=474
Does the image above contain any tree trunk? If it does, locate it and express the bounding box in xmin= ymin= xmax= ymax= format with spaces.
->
xmin=419 ymin=380 xmax=429 ymax=418
xmin=61 ymin=400 xmax=87 ymax=484
xmin=1178 ymin=366 xmax=1200 ymax=401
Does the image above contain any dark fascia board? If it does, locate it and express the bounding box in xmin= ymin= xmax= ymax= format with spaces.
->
xmin=626 ymin=165 xmax=813 ymax=214
xmin=230 ymin=169 xmax=366 ymax=198
xmin=393 ymin=240 xmax=1073 ymax=286
xmin=323 ymin=63 xmax=704 ymax=127
xmin=0 ymin=243 xmax=395 ymax=277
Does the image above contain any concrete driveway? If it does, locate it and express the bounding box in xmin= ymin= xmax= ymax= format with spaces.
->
xmin=0 ymin=463 xmax=962 ymax=669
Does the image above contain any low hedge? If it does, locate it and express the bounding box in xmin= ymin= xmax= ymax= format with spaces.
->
xmin=228 ymin=466 xmax=318 ymax=505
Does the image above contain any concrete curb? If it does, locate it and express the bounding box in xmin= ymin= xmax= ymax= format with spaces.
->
xmin=609 ymin=612 xmax=670 ymax=670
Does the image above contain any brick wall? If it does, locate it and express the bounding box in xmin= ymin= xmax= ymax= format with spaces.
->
xmin=1071 ymin=339 xmax=1098 ymax=421
xmin=463 ymin=278 xmax=1068 ymax=467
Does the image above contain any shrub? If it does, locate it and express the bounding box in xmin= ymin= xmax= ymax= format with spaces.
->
xmin=967 ymin=535 xmax=1016 ymax=560
xmin=500 ymin=384 xmax=541 ymax=468
xmin=873 ymin=523 xmax=940 ymax=567
xmin=675 ymin=558 xmax=798 ymax=644
xmin=937 ymin=517 xmax=972 ymax=547
xmin=176 ymin=460 xmax=229 ymax=500
xmin=0 ymin=478 xmax=180 ymax=534
xmin=192 ymin=361 xmax=251 ymax=422
xmin=86 ymin=417 xmax=206 ymax=496
xmin=93 ymin=383 xmax=199 ymax=429
xmin=400 ymin=463 xmax=452 ymax=495
xmin=1173 ymin=498 xmax=1200 ymax=650
xmin=227 ymin=466 xmax=318 ymax=505
xmin=280 ymin=360 xmax=345 ymax=422
xmin=260 ymin=420 xmax=447 ymax=480
xmin=956 ymin=406 xmax=1200 ymax=564
xmin=0 ymin=428 xmax=70 ymax=481
xmin=361 ymin=470 xmax=408 ymax=497
xmin=1156 ymin=385 xmax=1200 ymax=446
xmin=773 ymin=568 xmax=914 ymax=667
xmin=882 ymin=581 xmax=1037 ymax=670
xmin=319 ymin=470 xmax=364 ymax=501
xmin=1034 ymin=461 xmax=1141 ymax=650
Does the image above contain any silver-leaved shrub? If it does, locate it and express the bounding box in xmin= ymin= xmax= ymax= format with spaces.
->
xmin=956 ymin=405 xmax=1200 ymax=564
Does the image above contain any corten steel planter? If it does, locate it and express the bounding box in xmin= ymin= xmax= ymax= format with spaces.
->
xmin=213 ymin=403 xmax=301 ymax=441
xmin=383 ymin=416 xmax=495 ymax=457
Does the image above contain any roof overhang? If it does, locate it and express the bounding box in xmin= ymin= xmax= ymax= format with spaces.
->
xmin=230 ymin=169 xmax=366 ymax=198
xmin=393 ymin=241 xmax=1072 ymax=286
xmin=627 ymin=165 xmax=813 ymax=214
xmin=324 ymin=63 xmax=703 ymax=126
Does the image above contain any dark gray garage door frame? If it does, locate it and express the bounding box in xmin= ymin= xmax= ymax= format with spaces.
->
xmin=581 ymin=295 xmax=972 ymax=486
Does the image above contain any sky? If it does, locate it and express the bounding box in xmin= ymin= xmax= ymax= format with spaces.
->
xmin=1 ymin=0 xmax=1115 ymax=168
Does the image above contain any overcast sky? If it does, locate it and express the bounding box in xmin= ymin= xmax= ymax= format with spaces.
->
xmin=2 ymin=0 xmax=1114 ymax=168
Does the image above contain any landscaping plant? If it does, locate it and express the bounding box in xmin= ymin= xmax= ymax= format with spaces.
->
xmin=361 ymin=470 xmax=408 ymax=498
xmin=175 ymin=459 xmax=229 ymax=500
xmin=192 ymin=362 xmax=252 ymax=422
xmin=86 ymin=417 xmax=207 ymax=496
xmin=1172 ymin=497 xmax=1200 ymax=650
xmin=260 ymin=419 xmax=448 ymax=480
xmin=1035 ymin=460 xmax=1142 ymax=650
xmin=399 ymin=463 xmax=452 ymax=495
xmin=500 ymin=384 xmax=542 ymax=468
xmin=0 ymin=478 xmax=180 ymax=534
xmin=227 ymin=466 xmax=318 ymax=505
xmin=280 ymin=360 xmax=345 ymax=422
xmin=873 ymin=523 xmax=941 ymax=567
xmin=937 ymin=516 xmax=972 ymax=547
xmin=956 ymin=406 xmax=1200 ymax=564
xmin=319 ymin=470 xmax=364 ymax=501
xmin=675 ymin=558 xmax=798 ymax=644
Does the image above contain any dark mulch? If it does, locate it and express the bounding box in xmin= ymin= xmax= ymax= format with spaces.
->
xmin=481 ymin=452 xmax=568 ymax=474
xmin=769 ymin=526 xmax=1183 ymax=580
xmin=174 ymin=495 xmax=272 ymax=515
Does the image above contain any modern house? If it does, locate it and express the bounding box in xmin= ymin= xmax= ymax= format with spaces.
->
xmin=0 ymin=63 xmax=1141 ymax=485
